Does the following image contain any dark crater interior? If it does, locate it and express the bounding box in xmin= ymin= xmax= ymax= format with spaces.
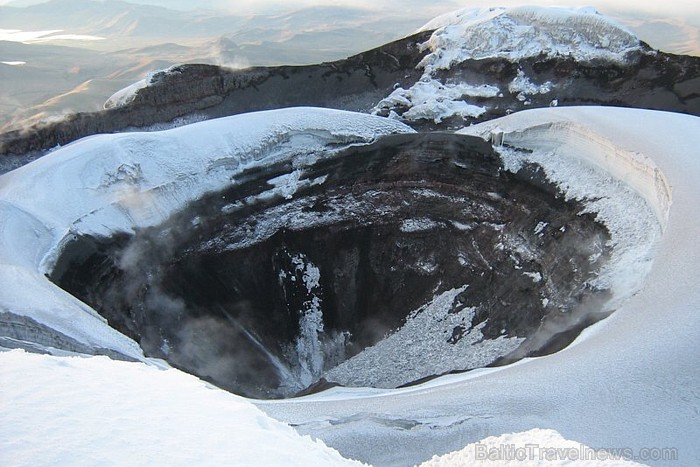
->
xmin=51 ymin=133 xmax=611 ymax=399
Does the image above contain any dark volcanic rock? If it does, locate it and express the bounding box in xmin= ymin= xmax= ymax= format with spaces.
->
xmin=51 ymin=133 xmax=611 ymax=398
xmin=0 ymin=31 xmax=432 ymax=156
xmin=0 ymin=311 xmax=137 ymax=361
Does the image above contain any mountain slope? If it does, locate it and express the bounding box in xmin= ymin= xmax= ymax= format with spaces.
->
xmin=2 ymin=6 xmax=699 ymax=157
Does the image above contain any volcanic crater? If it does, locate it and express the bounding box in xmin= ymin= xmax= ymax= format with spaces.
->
xmin=51 ymin=133 xmax=611 ymax=398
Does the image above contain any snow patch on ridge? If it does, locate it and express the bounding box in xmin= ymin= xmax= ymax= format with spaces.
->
xmin=104 ymin=66 xmax=183 ymax=109
xmin=374 ymin=79 xmax=498 ymax=124
xmin=417 ymin=6 xmax=643 ymax=68
xmin=509 ymin=69 xmax=553 ymax=103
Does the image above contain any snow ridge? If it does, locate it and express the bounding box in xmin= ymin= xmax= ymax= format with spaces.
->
xmin=104 ymin=66 xmax=183 ymax=109
xmin=417 ymin=6 xmax=643 ymax=69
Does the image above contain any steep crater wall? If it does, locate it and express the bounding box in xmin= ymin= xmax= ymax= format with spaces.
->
xmin=51 ymin=133 xmax=611 ymax=398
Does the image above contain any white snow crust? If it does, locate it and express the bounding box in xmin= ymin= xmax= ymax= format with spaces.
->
xmin=375 ymin=79 xmax=498 ymax=123
xmin=419 ymin=428 xmax=646 ymax=466
xmin=417 ymin=6 xmax=643 ymax=67
xmin=0 ymin=349 xmax=364 ymax=467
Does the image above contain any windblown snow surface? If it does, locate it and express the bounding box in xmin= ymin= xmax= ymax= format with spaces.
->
xmin=374 ymin=6 xmax=645 ymax=124
xmin=417 ymin=6 xmax=642 ymax=65
xmin=0 ymin=350 xmax=364 ymax=467
xmin=421 ymin=429 xmax=645 ymax=466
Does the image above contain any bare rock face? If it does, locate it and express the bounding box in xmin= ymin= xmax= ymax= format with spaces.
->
xmin=51 ymin=133 xmax=611 ymax=398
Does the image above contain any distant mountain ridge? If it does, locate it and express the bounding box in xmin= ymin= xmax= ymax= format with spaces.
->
xmin=1 ymin=5 xmax=699 ymax=157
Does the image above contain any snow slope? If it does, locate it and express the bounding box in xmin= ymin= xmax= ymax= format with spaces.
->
xmin=0 ymin=349 xmax=364 ymax=467
xmin=417 ymin=6 xmax=643 ymax=66
xmin=0 ymin=108 xmax=413 ymax=359
xmin=260 ymin=108 xmax=700 ymax=466
xmin=103 ymin=74 xmax=152 ymax=109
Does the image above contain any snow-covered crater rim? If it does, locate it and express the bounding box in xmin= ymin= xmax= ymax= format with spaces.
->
xmin=463 ymin=119 xmax=671 ymax=229
xmin=459 ymin=110 xmax=670 ymax=317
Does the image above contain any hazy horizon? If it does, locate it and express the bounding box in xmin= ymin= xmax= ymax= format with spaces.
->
xmin=0 ymin=0 xmax=698 ymax=21
xmin=1 ymin=0 xmax=698 ymax=52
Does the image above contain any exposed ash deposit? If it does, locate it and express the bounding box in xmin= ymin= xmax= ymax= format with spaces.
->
xmin=51 ymin=133 xmax=611 ymax=399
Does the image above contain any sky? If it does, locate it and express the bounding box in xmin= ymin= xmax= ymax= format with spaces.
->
xmin=0 ymin=0 xmax=697 ymax=32
xmin=0 ymin=0 xmax=698 ymax=18
xmin=215 ymin=0 xmax=700 ymax=20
